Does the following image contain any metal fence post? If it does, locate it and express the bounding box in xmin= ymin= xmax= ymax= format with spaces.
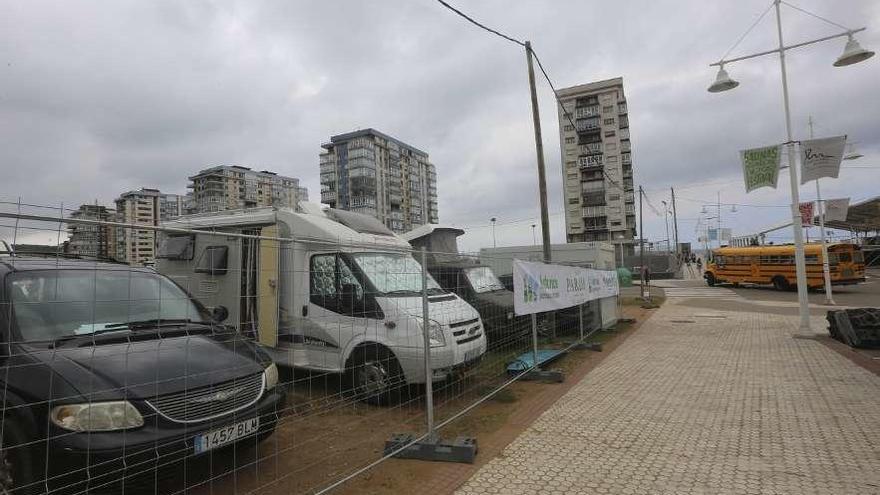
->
xmin=578 ymin=303 xmax=584 ymax=342
xmin=420 ymin=247 xmax=435 ymax=440
xmin=531 ymin=313 xmax=539 ymax=370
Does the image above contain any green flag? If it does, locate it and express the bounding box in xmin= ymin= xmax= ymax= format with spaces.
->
xmin=740 ymin=145 xmax=781 ymax=193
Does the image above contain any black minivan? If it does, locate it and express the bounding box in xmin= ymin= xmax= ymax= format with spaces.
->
xmin=0 ymin=256 xmax=286 ymax=494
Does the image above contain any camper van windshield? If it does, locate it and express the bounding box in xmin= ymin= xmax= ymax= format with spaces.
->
xmin=464 ymin=266 xmax=505 ymax=293
xmin=351 ymin=253 xmax=443 ymax=296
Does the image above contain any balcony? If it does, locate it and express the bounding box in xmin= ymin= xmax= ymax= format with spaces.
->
xmin=578 ymin=155 xmax=603 ymax=169
xmin=619 ymin=128 xmax=630 ymax=140
xmin=620 ymin=141 xmax=631 ymax=152
xmin=575 ymin=105 xmax=599 ymax=118
xmin=582 ymin=191 xmax=606 ymax=207
xmin=575 ymin=96 xmax=599 ymax=107
xmin=619 ymin=115 xmax=629 ymax=129
xmin=576 ymin=117 xmax=600 ymax=132
xmin=621 ymin=153 xmax=632 ymax=165
xmin=625 ymin=204 xmax=635 ymax=215
xmin=580 ymin=142 xmax=602 ymax=155
xmin=582 ymin=206 xmax=605 ymax=217
xmin=618 ymin=102 xmax=627 ymax=114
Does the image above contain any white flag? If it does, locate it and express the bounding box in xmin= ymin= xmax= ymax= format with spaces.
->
xmin=824 ymin=198 xmax=850 ymax=222
xmin=800 ymin=136 xmax=846 ymax=184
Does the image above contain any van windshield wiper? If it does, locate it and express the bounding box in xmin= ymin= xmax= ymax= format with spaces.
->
xmin=102 ymin=318 xmax=217 ymax=330
xmin=383 ymin=288 xmax=447 ymax=296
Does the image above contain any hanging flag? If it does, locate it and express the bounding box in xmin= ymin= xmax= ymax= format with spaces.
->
xmin=824 ymin=198 xmax=850 ymax=222
xmin=799 ymin=201 xmax=814 ymax=227
xmin=740 ymin=145 xmax=781 ymax=192
xmin=800 ymin=136 xmax=846 ymax=184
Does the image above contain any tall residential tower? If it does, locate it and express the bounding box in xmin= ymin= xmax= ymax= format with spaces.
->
xmin=556 ymin=77 xmax=635 ymax=248
xmin=320 ymin=129 xmax=438 ymax=233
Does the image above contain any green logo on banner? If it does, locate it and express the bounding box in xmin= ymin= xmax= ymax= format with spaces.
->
xmin=740 ymin=145 xmax=781 ymax=193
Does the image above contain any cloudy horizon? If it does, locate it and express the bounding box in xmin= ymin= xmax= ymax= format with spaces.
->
xmin=2 ymin=0 xmax=878 ymax=251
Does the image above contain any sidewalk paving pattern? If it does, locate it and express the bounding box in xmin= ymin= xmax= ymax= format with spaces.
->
xmin=456 ymin=283 xmax=880 ymax=495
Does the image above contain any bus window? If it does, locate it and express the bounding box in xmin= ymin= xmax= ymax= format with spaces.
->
xmin=805 ymin=255 xmax=819 ymax=264
xmin=827 ymin=253 xmax=838 ymax=264
xmin=838 ymin=253 xmax=852 ymax=263
xmin=853 ymin=251 xmax=864 ymax=263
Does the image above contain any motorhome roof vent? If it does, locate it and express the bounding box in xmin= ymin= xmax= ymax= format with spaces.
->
xmin=327 ymin=209 xmax=395 ymax=236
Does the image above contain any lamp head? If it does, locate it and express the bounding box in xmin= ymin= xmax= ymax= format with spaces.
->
xmin=834 ymin=35 xmax=875 ymax=67
xmin=708 ymin=65 xmax=739 ymax=93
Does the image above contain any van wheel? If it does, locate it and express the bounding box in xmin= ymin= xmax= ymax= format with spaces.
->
xmin=349 ymin=347 xmax=405 ymax=406
xmin=705 ymin=273 xmax=716 ymax=287
xmin=0 ymin=418 xmax=37 ymax=495
xmin=772 ymin=276 xmax=789 ymax=291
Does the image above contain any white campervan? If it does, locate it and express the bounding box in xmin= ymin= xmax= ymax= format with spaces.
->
xmin=156 ymin=204 xmax=487 ymax=403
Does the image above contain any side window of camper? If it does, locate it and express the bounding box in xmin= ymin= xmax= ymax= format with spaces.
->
xmin=311 ymin=254 xmax=338 ymax=309
xmin=195 ymin=246 xmax=228 ymax=275
xmin=310 ymin=254 xmax=366 ymax=315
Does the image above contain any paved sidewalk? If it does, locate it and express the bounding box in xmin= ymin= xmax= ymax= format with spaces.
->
xmin=456 ymin=288 xmax=880 ymax=494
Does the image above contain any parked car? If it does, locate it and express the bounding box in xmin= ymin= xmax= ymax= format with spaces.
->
xmin=0 ymin=256 xmax=286 ymax=494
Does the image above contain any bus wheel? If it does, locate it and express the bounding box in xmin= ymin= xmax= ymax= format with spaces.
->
xmin=705 ymin=273 xmax=716 ymax=287
xmin=772 ymin=276 xmax=789 ymax=291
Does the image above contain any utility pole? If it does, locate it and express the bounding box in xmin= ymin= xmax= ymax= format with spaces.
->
xmin=661 ymin=200 xmax=671 ymax=253
xmin=639 ymin=185 xmax=645 ymax=293
xmin=717 ymin=191 xmax=722 ymax=248
xmin=671 ymin=187 xmax=680 ymax=256
xmin=525 ymin=41 xmax=552 ymax=263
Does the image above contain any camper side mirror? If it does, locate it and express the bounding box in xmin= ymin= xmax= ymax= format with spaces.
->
xmin=339 ymin=283 xmax=362 ymax=315
xmin=212 ymin=305 xmax=229 ymax=323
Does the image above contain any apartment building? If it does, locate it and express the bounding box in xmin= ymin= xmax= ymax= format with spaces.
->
xmin=114 ymin=188 xmax=162 ymax=265
xmin=556 ymin=77 xmax=635 ymax=247
xmin=188 ymin=165 xmax=309 ymax=213
xmin=319 ymin=129 xmax=438 ymax=233
xmin=67 ymin=204 xmax=116 ymax=259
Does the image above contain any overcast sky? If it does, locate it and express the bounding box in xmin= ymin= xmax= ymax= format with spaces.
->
xmin=2 ymin=0 xmax=879 ymax=251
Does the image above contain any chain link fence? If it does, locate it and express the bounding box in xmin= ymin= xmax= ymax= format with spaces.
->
xmin=0 ymin=201 xmax=616 ymax=494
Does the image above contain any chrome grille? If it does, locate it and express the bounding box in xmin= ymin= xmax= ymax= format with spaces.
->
xmin=146 ymin=373 xmax=264 ymax=423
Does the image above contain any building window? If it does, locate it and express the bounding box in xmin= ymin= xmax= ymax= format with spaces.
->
xmin=563 ymin=125 xmax=574 ymax=132
xmin=603 ymin=105 xmax=613 ymax=113
xmin=564 ymin=137 xmax=575 ymax=144
xmin=603 ymin=118 xmax=615 ymax=125
xmin=568 ymin=197 xmax=580 ymax=204
xmin=607 ymin=155 xmax=618 ymax=163
xmin=605 ymin=130 xmax=616 ymax=138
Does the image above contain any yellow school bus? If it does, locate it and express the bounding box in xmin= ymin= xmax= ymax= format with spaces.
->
xmin=704 ymin=243 xmax=866 ymax=290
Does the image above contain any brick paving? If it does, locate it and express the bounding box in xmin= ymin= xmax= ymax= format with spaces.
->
xmin=456 ymin=283 xmax=880 ymax=495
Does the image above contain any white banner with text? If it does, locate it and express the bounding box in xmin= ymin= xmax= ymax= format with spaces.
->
xmin=513 ymin=259 xmax=620 ymax=316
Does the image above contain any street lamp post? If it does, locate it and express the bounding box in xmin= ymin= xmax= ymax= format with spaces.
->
xmin=531 ymin=223 xmax=537 ymax=246
xmin=707 ymin=0 xmax=873 ymax=332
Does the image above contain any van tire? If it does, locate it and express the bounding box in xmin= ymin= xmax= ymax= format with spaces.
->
xmin=348 ymin=346 xmax=405 ymax=406
xmin=772 ymin=276 xmax=789 ymax=291
xmin=0 ymin=417 xmax=37 ymax=495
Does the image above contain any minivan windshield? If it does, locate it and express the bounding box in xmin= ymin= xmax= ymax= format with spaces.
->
xmin=8 ymin=269 xmax=210 ymax=343
xmin=464 ymin=266 xmax=505 ymax=293
xmin=351 ymin=253 xmax=443 ymax=296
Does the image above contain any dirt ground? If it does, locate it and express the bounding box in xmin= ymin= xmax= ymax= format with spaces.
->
xmin=144 ymin=301 xmax=657 ymax=495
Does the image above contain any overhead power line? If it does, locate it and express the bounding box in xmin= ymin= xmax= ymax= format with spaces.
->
xmin=433 ymin=0 xmax=627 ymax=193
xmin=433 ymin=0 xmax=525 ymax=47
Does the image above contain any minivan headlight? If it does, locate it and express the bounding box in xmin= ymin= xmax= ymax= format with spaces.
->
xmin=51 ymin=401 xmax=144 ymax=432
xmin=264 ymin=363 xmax=279 ymax=390
xmin=418 ymin=319 xmax=446 ymax=347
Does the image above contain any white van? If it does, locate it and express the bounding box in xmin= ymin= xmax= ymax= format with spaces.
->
xmin=156 ymin=205 xmax=486 ymax=403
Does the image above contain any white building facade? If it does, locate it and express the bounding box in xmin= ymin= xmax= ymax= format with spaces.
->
xmin=556 ymin=78 xmax=635 ymax=249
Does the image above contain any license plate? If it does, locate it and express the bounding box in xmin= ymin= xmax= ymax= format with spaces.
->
xmin=194 ymin=418 xmax=259 ymax=454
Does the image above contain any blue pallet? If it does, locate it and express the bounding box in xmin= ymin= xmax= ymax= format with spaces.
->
xmin=506 ymin=349 xmax=566 ymax=374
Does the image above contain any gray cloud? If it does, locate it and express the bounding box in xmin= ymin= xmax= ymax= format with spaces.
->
xmin=1 ymin=0 xmax=878 ymax=250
